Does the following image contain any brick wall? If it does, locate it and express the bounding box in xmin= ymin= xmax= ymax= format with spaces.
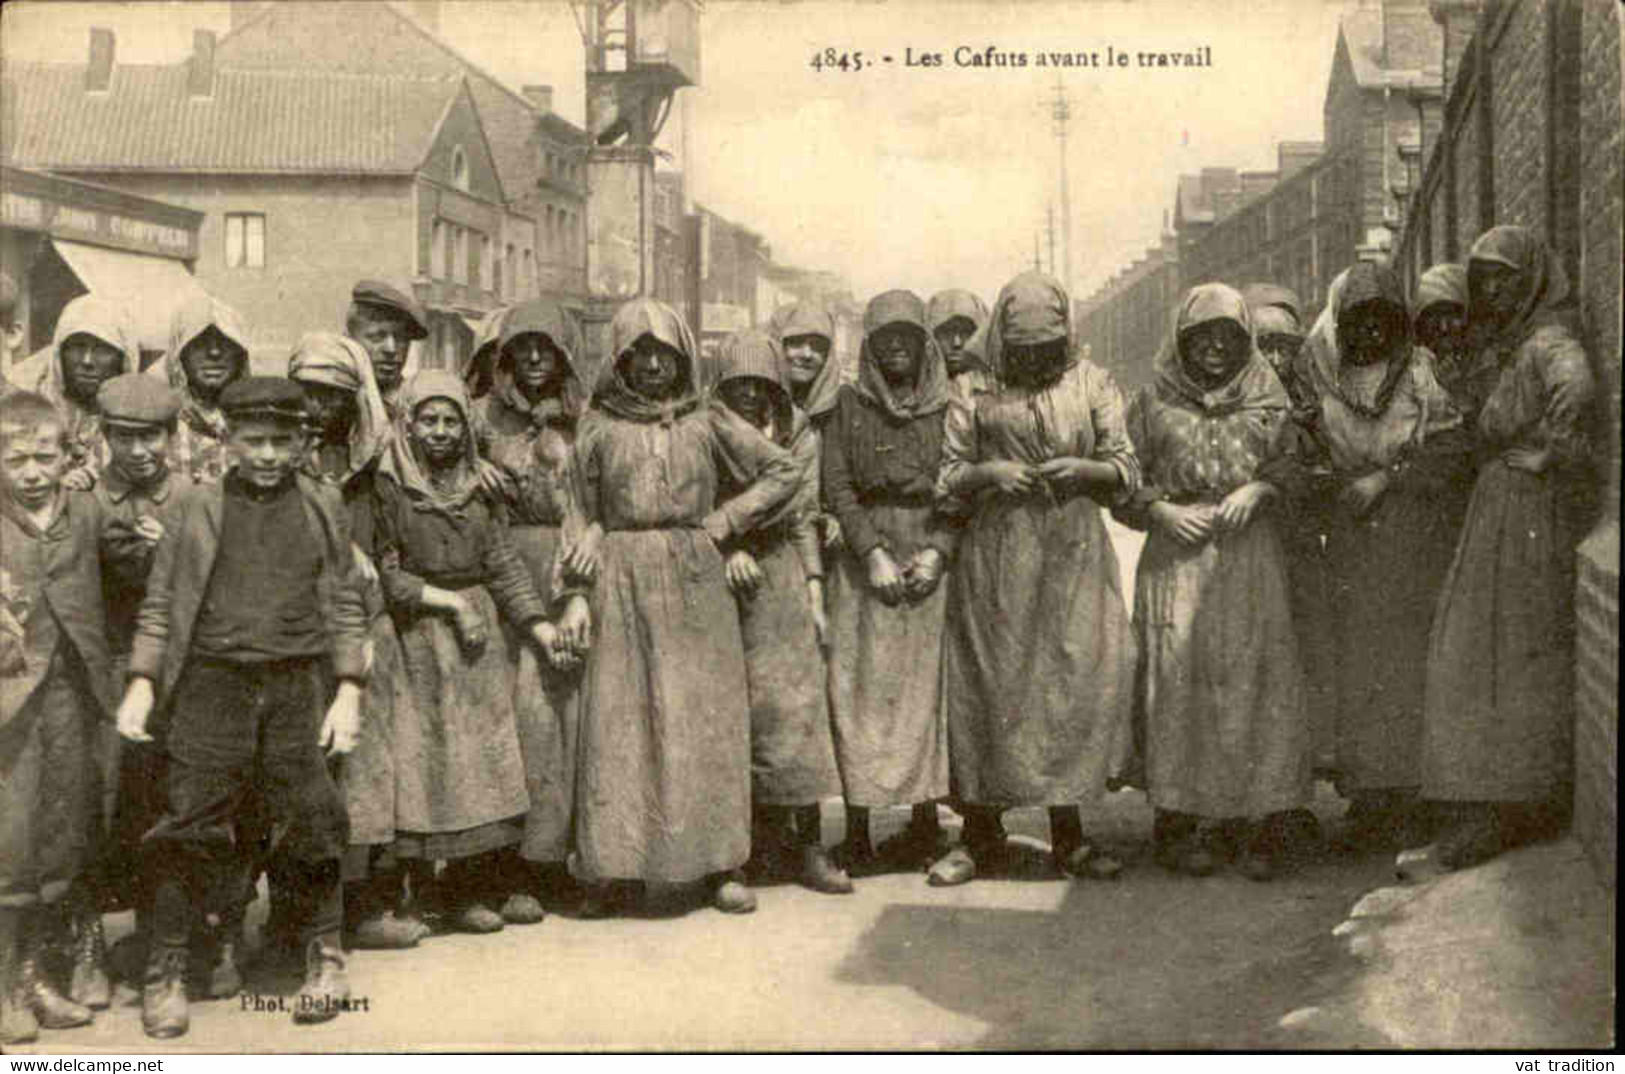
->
xmin=1399 ymin=0 xmax=1620 ymax=888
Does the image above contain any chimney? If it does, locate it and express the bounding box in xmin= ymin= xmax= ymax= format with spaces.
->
xmin=86 ymin=27 xmax=114 ymax=93
xmin=407 ymin=0 xmax=441 ymax=36
xmin=522 ymin=85 xmax=554 ymax=113
xmin=188 ymin=30 xmax=216 ymax=97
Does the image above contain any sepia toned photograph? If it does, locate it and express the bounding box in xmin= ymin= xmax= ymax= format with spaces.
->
xmin=0 ymin=0 xmax=1617 ymax=1054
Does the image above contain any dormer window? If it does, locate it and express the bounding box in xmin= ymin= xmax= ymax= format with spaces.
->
xmin=452 ymin=146 xmax=470 ymax=192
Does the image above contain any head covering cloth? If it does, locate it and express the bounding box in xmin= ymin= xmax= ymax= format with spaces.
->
xmin=376 ymin=369 xmax=482 ymax=519
xmin=1467 ymin=225 xmax=1578 ymax=349
xmin=1303 ymin=262 xmax=1416 ymax=420
xmin=770 ymin=300 xmax=844 ymax=421
xmin=288 ymin=331 xmax=392 ymax=480
xmin=13 ymin=295 xmax=138 ymax=466
xmin=1151 ymin=283 xmax=1287 ymax=416
xmin=465 ymin=299 xmax=585 ymax=427
xmin=159 ymin=292 xmax=251 ymax=444
xmin=593 ymin=298 xmax=702 ymax=424
xmin=982 ymin=271 xmax=1081 ymax=387
xmin=709 ymin=329 xmax=798 ymax=448
xmin=855 ymin=289 xmax=950 ymax=420
xmin=1414 ymin=263 xmax=1468 ymax=319
xmin=927 ymin=288 xmax=990 ymax=374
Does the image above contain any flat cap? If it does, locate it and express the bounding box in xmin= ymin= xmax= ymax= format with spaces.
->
xmin=97 ymin=373 xmax=181 ymax=427
xmin=351 ymin=279 xmax=429 ymax=340
xmin=219 ymin=376 xmax=307 ymax=421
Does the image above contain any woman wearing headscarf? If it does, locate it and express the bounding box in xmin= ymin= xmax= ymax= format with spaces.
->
xmin=1422 ymin=226 xmax=1596 ymax=870
xmin=708 ymin=330 xmax=848 ymax=895
xmin=286 ymin=333 xmax=428 ymax=949
xmin=1287 ymin=262 xmax=1471 ymax=852
xmin=822 ymin=290 xmax=958 ymax=874
xmin=566 ymin=299 xmax=798 ymax=916
xmin=371 ymin=370 xmax=581 ymax=932
xmin=772 ymin=301 xmax=844 ymax=548
xmin=1413 ymin=262 xmax=1498 ymax=546
xmin=932 ymin=271 xmax=1139 ymax=886
xmin=464 ymin=299 xmax=590 ymax=912
xmin=1116 ymin=283 xmax=1307 ymax=880
xmin=152 ymin=295 xmax=251 ymax=486
xmin=927 ymin=289 xmax=989 ymax=383
xmin=6 ymin=295 xmax=137 ymax=488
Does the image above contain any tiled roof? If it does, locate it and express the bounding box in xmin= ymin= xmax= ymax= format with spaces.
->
xmin=1340 ymin=6 xmax=1443 ymax=88
xmin=5 ymin=62 xmax=461 ymax=173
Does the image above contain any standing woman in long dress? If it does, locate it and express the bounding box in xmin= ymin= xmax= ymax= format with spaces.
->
xmin=1116 ymin=283 xmax=1309 ymax=880
xmin=823 ymin=290 xmax=958 ymax=874
xmin=465 ymin=299 xmax=589 ymax=913
xmin=930 ymin=271 xmax=1138 ymax=887
xmin=1422 ymin=226 xmax=1596 ymax=870
xmin=567 ymin=299 xmax=799 ymax=916
xmin=1297 ymin=262 xmax=1471 ymax=851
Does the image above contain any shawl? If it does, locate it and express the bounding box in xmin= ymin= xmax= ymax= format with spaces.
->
xmin=155 ymin=293 xmax=251 ymax=447
xmin=927 ymin=289 xmax=990 ymax=374
xmin=1304 ymin=262 xmax=1416 ymax=420
xmin=855 ymin=289 xmax=950 ymax=420
xmin=466 ymin=298 xmax=585 ymax=427
xmin=288 ymin=331 xmax=392 ymax=483
xmin=983 ymin=271 xmax=1080 ymax=386
xmin=1415 ymin=263 xmax=1467 ymax=317
xmin=710 ymin=329 xmax=799 ymax=449
xmin=592 ymin=298 xmax=702 ymax=425
xmin=14 ymin=295 xmax=138 ymax=455
xmin=376 ymin=369 xmax=482 ymax=518
xmin=1239 ymin=282 xmax=1303 ymax=325
xmin=770 ymin=300 xmax=844 ymax=421
xmin=1468 ymin=225 xmax=1579 ymax=348
xmin=1152 ymin=283 xmax=1287 ymax=417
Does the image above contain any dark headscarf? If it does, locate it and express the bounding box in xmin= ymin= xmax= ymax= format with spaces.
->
xmin=855 ymin=290 xmax=950 ymax=420
xmin=1468 ymin=225 xmax=1578 ymax=347
xmin=376 ymin=369 xmax=482 ymax=518
xmin=770 ymin=300 xmax=844 ymax=421
xmin=1304 ymin=262 xmax=1415 ymax=419
xmin=593 ymin=298 xmax=701 ymax=424
xmin=982 ymin=271 xmax=1079 ymax=386
xmin=1153 ymin=283 xmax=1287 ymax=416
xmin=709 ymin=329 xmax=797 ymax=448
xmin=1415 ymin=263 xmax=1467 ymax=319
xmin=466 ymin=298 xmax=586 ymax=427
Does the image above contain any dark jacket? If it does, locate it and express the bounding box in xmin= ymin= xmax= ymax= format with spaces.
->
xmin=128 ymin=472 xmax=369 ymax=700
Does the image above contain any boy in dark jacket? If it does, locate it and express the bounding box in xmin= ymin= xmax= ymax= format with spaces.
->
xmin=116 ymin=377 xmax=367 ymax=1039
xmin=1 ymin=390 xmax=114 ymax=1045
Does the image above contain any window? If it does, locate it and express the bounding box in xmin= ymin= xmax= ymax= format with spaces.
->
xmin=522 ymin=249 xmax=534 ymax=295
xmin=544 ymin=207 xmax=555 ymax=256
xmin=430 ymin=219 xmax=445 ymax=278
xmin=452 ymin=146 xmax=470 ymax=192
xmin=454 ymin=227 xmax=470 ymax=285
xmin=506 ymin=244 xmax=517 ymax=299
xmin=480 ymin=235 xmax=492 ymax=292
xmin=224 ymin=213 xmax=265 ymax=268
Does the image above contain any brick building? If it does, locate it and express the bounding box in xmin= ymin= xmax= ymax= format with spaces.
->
xmin=1074 ymin=229 xmax=1180 ymax=392
xmin=1396 ymin=0 xmax=1619 ymax=889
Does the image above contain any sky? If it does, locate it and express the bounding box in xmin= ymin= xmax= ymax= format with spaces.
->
xmin=2 ymin=0 xmax=1350 ymax=302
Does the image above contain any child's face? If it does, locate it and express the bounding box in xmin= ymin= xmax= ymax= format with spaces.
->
xmin=226 ymin=417 xmax=304 ymax=490
xmin=718 ymin=376 xmax=774 ymax=429
xmin=933 ymin=317 xmax=977 ymax=374
xmin=1 ymin=422 xmax=67 ymax=512
xmin=410 ymin=398 xmax=466 ymax=467
xmin=106 ymin=423 xmax=172 ymax=486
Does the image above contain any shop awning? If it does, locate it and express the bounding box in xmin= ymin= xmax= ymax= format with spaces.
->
xmin=52 ymin=239 xmax=208 ymax=353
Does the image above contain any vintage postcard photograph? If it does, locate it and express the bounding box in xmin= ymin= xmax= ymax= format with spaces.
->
xmin=0 ymin=0 xmax=1617 ymax=1054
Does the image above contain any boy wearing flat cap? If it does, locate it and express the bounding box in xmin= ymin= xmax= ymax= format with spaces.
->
xmin=116 ymin=377 xmax=367 ymax=1039
xmin=345 ymin=280 xmax=428 ymax=420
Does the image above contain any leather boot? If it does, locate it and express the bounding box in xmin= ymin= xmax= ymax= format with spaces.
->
xmin=20 ymin=910 xmax=92 ymax=1029
xmin=0 ymin=909 xmax=40 ymax=1046
xmin=345 ymin=874 xmax=423 ymax=950
xmin=799 ymin=844 xmax=854 ymax=895
xmin=197 ymin=921 xmax=244 ymax=999
xmin=292 ymin=938 xmax=349 ymax=1025
xmin=141 ymin=943 xmax=189 ymax=1039
xmin=67 ymin=893 xmax=112 ymax=1010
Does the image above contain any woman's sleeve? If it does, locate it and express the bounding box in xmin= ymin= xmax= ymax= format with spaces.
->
xmin=936 ymin=380 xmax=979 ymax=514
xmin=1395 ymin=354 xmax=1474 ymax=492
xmin=1111 ymin=388 xmax=1162 ymax=531
xmin=821 ymin=391 xmax=882 ymax=558
xmin=482 ymin=498 xmax=548 ymax=627
xmin=704 ymin=405 xmax=800 ymax=543
xmin=1087 ymin=364 xmax=1142 ymax=507
xmin=372 ymin=476 xmax=427 ymax=610
xmin=1532 ymin=326 xmax=1597 ymax=470
xmin=789 ymin=432 xmax=824 ymax=581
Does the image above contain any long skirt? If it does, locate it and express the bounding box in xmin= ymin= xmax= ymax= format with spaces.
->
xmin=1280 ymin=513 xmax=1337 ymax=773
xmin=506 ymin=523 xmax=581 ymax=864
xmin=575 ymin=529 xmax=751 ymax=884
xmin=826 ymin=503 xmax=950 ymax=808
xmin=738 ymin=536 xmax=840 ymax=806
xmin=1135 ymin=519 xmax=1310 ymax=818
xmin=389 ymin=585 xmax=529 ymax=862
xmin=341 ymin=611 xmax=411 ymax=855
xmin=1422 ymin=461 xmax=1583 ymax=803
xmin=1324 ymin=484 xmax=1458 ymax=794
xmin=945 ymin=493 xmax=1134 ymax=807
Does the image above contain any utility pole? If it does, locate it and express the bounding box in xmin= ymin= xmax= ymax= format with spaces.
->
xmin=1046 ymin=202 xmax=1056 ymax=277
xmin=1033 ymin=232 xmax=1041 ymax=272
xmin=1048 ymin=74 xmax=1073 ymax=296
